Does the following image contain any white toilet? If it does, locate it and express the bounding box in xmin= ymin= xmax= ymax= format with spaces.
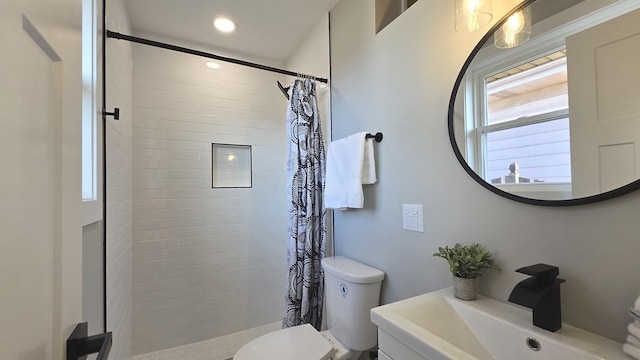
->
xmin=234 ymin=256 xmax=385 ymax=360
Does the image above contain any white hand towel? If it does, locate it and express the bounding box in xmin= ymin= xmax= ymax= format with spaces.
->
xmin=624 ymin=343 xmax=640 ymax=360
xmin=361 ymin=138 xmax=377 ymax=184
xmin=628 ymin=334 xmax=640 ymax=348
xmin=325 ymin=132 xmax=377 ymax=209
xmin=629 ymin=322 xmax=640 ymax=339
xmin=635 ymin=294 xmax=640 ymax=310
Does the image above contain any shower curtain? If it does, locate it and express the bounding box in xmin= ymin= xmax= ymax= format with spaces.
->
xmin=283 ymin=78 xmax=327 ymax=330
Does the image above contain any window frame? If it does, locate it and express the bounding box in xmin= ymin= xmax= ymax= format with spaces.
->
xmin=475 ymin=49 xmax=570 ymax=184
xmin=464 ymin=38 xmax=572 ymax=194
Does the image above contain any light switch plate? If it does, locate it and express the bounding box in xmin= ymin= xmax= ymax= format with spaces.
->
xmin=402 ymin=204 xmax=424 ymax=232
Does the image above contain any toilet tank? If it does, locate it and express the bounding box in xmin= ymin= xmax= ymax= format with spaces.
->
xmin=321 ymin=256 xmax=385 ymax=351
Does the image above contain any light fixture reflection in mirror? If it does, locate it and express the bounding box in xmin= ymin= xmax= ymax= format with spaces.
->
xmin=495 ymin=6 xmax=531 ymax=48
xmin=454 ymin=0 xmax=493 ymax=32
xmin=448 ymin=0 xmax=640 ymax=205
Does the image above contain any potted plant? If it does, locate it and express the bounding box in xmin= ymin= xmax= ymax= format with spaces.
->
xmin=433 ymin=243 xmax=499 ymax=300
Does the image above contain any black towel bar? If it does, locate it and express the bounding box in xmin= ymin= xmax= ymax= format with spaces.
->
xmin=366 ymin=132 xmax=383 ymax=143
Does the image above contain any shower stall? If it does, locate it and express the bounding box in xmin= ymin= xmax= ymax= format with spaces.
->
xmin=130 ymin=42 xmax=289 ymax=355
xmin=102 ymin=11 xmax=332 ymax=358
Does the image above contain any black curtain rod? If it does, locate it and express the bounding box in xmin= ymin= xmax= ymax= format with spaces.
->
xmin=106 ymin=31 xmax=329 ymax=83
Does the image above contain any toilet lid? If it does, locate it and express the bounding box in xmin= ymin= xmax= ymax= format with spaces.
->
xmin=234 ymin=324 xmax=335 ymax=360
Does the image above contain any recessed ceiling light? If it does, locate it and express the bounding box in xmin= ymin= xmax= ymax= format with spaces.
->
xmin=206 ymin=62 xmax=221 ymax=70
xmin=213 ymin=17 xmax=236 ymax=33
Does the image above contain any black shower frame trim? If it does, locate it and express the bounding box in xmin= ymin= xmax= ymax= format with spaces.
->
xmin=101 ymin=0 xmax=107 ymax=335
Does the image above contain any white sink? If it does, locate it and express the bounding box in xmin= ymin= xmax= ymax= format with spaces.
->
xmin=371 ymin=288 xmax=626 ymax=360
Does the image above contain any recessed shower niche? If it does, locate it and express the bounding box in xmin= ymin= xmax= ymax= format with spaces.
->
xmin=212 ymin=143 xmax=253 ymax=188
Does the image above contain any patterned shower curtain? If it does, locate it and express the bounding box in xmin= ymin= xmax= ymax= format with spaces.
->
xmin=283 ymin=78 xmax=327 ymax=330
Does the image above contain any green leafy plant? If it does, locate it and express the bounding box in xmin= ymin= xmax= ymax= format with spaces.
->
xmin=433 ymin=243 xmax=499 ymax=279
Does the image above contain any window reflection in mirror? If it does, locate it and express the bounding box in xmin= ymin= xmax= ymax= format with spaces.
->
xmin=469 ymin=49 xmax=572 ymax=199
xmin=451 ymin=0 xmax=640 ymax=203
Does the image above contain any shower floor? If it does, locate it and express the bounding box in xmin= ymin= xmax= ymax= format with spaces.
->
xmin=132 ymin=322 xmax=281 ymax=360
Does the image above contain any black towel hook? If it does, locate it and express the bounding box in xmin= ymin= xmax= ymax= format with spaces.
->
xmin=103 ymin=108 xmax=120 ymax=120
xmin=366 ymin=132 xmax=383 ymax=143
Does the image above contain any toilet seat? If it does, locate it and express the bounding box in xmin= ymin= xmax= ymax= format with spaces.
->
xmin=233 ymin=324 xmax=336 ymax=360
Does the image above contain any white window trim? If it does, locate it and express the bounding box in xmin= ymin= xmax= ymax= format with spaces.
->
xmin=494 ymin=183 xmax=572 ymax=201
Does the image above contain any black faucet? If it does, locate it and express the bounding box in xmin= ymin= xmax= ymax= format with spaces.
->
xmin=508 ymin=264 xmax=565 ymax=332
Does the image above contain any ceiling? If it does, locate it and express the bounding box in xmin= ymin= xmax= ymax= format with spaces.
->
xmin=123 ymin=0 xmax=340 ymax=63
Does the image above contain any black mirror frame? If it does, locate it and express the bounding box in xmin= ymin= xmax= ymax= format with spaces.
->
xmin=447 ymin=0 xmax=640 ymax=206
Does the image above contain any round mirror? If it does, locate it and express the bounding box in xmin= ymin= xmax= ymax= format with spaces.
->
xmin=449 ymin=0 xmax=640 ymax=206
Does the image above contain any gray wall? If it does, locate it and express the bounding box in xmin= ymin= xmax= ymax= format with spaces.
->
xmin=330 ymin=0 xmax=640 ymax=343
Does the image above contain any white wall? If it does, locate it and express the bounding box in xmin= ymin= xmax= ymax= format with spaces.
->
xmin=0 ymin=0 xmax=83 ymax=358
xmin=330 ymin=0 xmax=640 ymax=343
xmin=130 ymin=38 xmax=290 ymax=355
xmin=105 ymin=0 xmax=134 ymax=359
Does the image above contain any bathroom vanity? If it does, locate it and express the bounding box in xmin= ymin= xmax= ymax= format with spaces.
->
xmin=370 ymin=288 xmax=626 ymax=360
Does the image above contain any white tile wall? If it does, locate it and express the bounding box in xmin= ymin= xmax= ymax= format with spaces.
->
xmin=106 ymin=0 xmax=133 ymax=359
xmin=131 ymin=42 xmax=290 ymax=355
